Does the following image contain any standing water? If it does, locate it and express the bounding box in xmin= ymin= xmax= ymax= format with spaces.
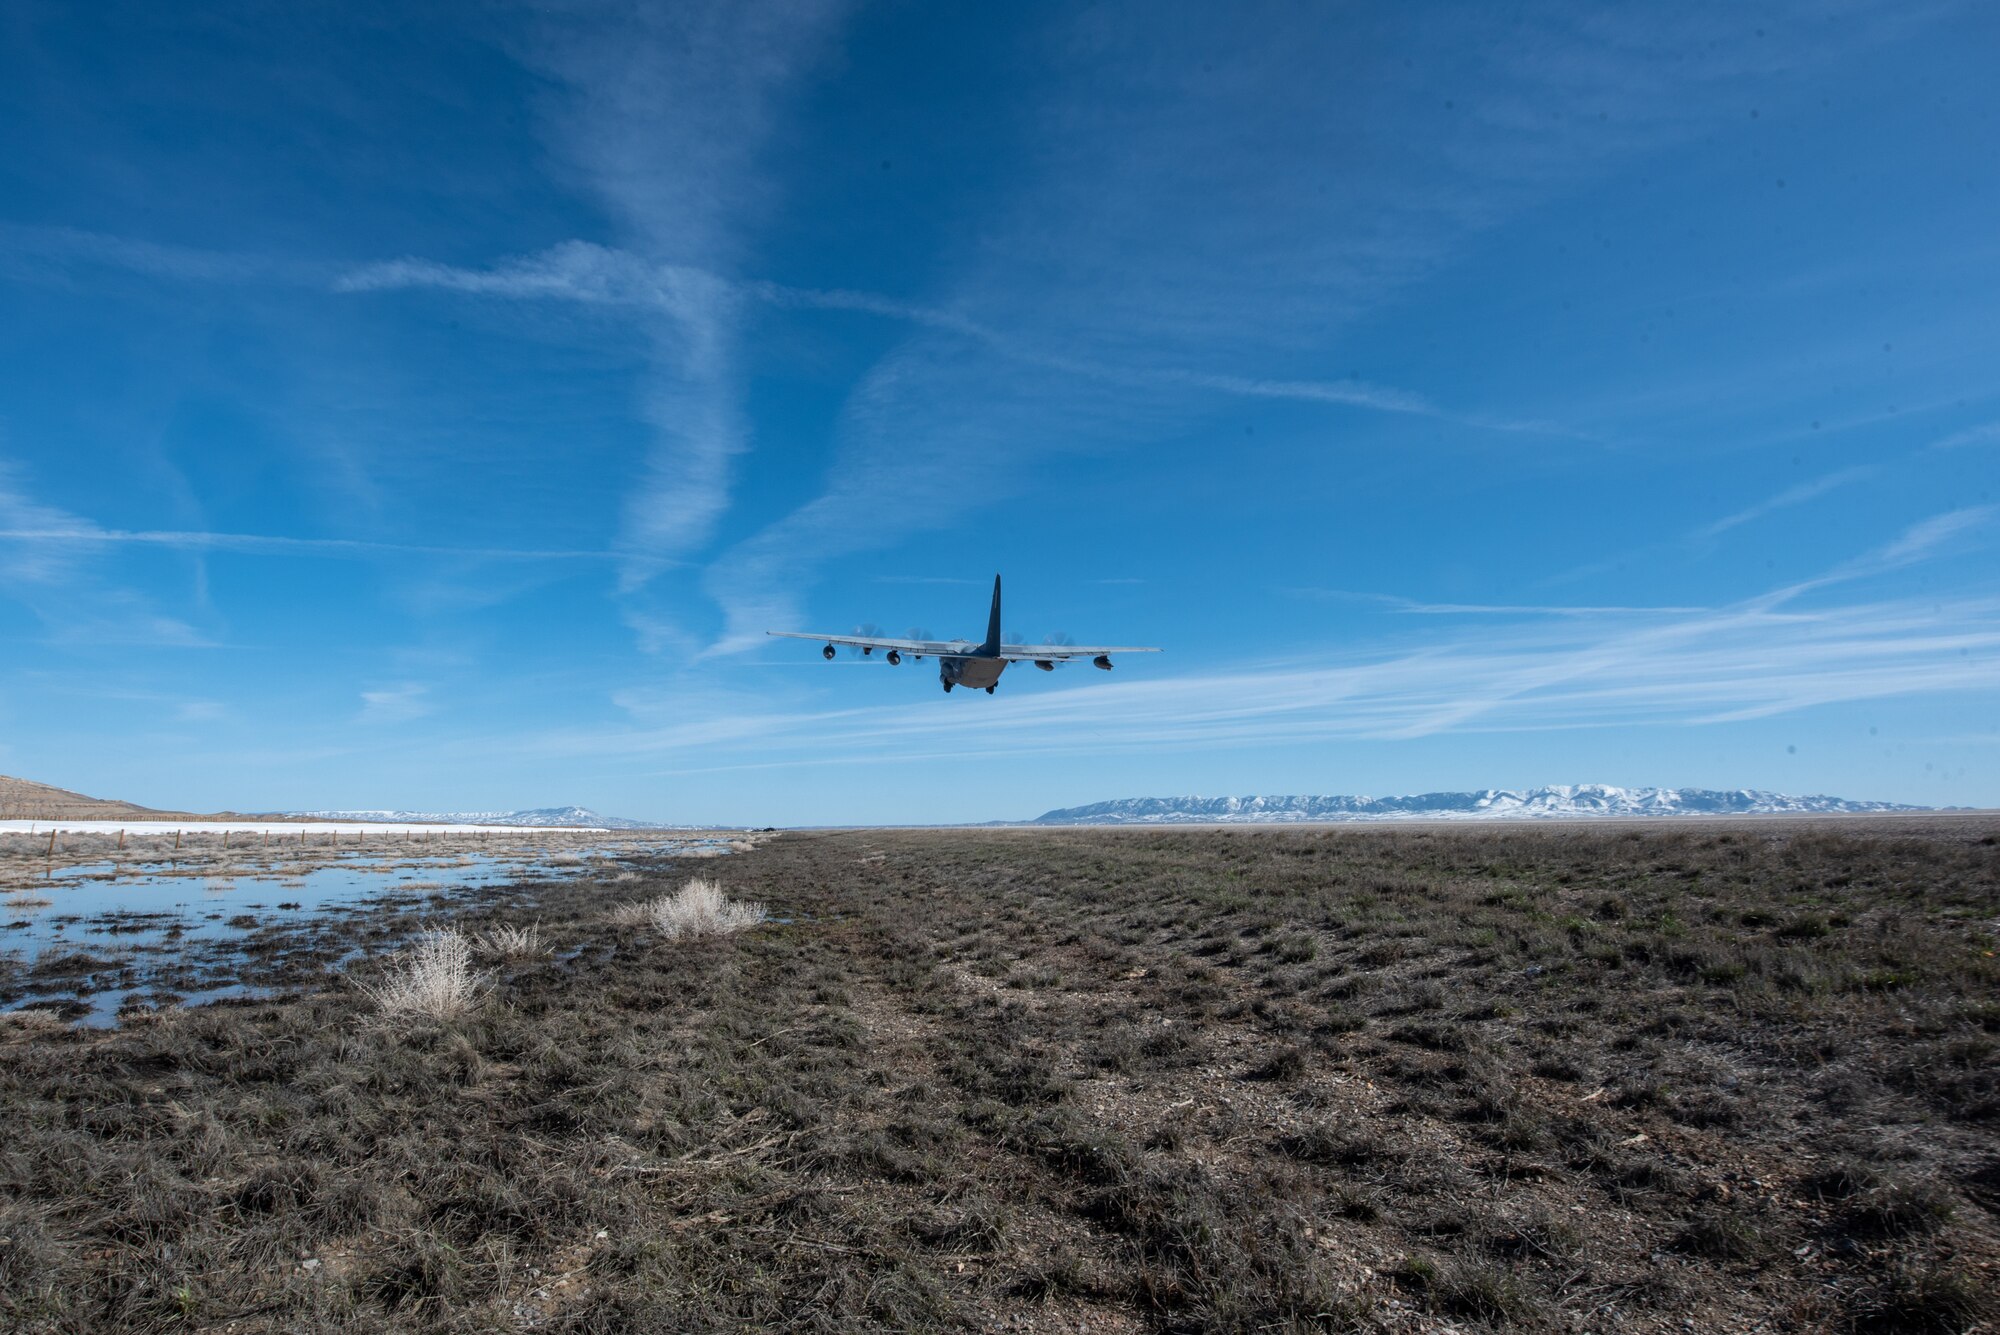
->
xmin=0 ymin=834 xmax=738 ymax=1023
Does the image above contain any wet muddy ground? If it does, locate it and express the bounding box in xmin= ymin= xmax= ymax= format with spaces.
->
xmin=0 ymin=819 xmax=1995 ymax=1332
xmin=0 ymin=831 xmax=742 ymax=1024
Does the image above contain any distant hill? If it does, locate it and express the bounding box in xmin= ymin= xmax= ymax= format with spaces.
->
xmin=290 ymin=805 xmax=657 ymax=829
xmin=0 ymin=776 xmax=658 ymax=828
xmin=1032 ymin=784 xmax=1931 ymax=825
xmin=0 ymin=774 xmax=198 ymax=822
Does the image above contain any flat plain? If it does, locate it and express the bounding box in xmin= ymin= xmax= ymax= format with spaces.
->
xmin=2 ymin=819 xmax=1996 ymax=1332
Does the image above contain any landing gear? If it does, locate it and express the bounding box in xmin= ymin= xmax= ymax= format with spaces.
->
xmin=943 ymin=681 xmax=953 ymax=693
xmin=985 ymin=685 xmax=996 ymax=694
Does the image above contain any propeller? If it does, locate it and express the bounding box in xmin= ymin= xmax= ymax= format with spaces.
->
xmin=850 ymin=622 xmax=886 ymax=658
xmin=1034 ymin=631 xmax=1075 ymax=671
xmin=1032 ymin=627 xmax=1080 ymax=663
xmin=907 ymin=628 xmax=933 ymax=661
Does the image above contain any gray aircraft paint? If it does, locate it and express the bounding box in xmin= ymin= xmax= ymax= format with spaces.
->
xmin=768 ymin=575 xmax=1159 ymax=695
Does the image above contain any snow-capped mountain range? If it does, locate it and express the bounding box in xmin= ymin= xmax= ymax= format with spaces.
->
xmin=288 ymin=805 xmax=654 ymax=829
xmin=1030 ymin=785 xmax=1930 ymax=825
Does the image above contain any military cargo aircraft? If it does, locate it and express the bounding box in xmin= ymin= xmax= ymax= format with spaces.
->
xmin=768 ymin=575 xmax=1159 ymax=694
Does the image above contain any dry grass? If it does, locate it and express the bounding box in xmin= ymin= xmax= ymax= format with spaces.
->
xmin=615 ymin=876 xmax=766 ymax=939
xmin=471 ymin=921 xmax=547 ymax=960
xmin=356 ymin=928 xmax=488 ymax=1020
xmin=2 ymin=820 xmax=1994 ymax=1333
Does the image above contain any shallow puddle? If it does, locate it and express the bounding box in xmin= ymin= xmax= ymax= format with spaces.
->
xmin=0 ymin=838 xmax=733 ymax=1024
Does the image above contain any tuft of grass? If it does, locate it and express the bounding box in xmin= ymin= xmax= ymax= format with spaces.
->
xmin=472 ymin=921 xmax=547 ymax=959
xmin=358 ymin=928 xmax=488 ymax=1020
xmin=1841 ymin=1181 xmax=1956 ymax=1240
xmin=619 ymin=876 xmax=767 ymax=940
xmin=1395 ymin=1254 xmax=1532 ymax=1323
xmin=1273 ymin=1122 xmax=1387 ymax=1167
xmin=1845 ymin=1259 xmax=1990 ymax=1334
xmin=1669 ymin=1206 xmax=1769 ymax=1261
xmin=1247 ymin=1044 xmax=1309 ymax=1082
xmin=1802 ymin=1161 xmax=1884 ymax=1202
xmin=1273 ymin=933 xmax=1318 ymax=963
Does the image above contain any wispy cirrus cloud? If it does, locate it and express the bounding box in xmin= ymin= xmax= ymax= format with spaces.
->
xmin=687 ymin=0 xmax=1926 ymax=657
xmin=1693 ymin=466 xmax=1877 ymax=540
xmin=1546 ymin=462 xmax=1967 ymax=594
xmin=338 ymin=241 xmax=1532 ymax=435
xmin=0 ymin=222 xmax=328 ymax=286
xmin=517 ymin=589 xmax=2000 ymax=768
xmin=357 ymin=684 xmax=432 ymax=725
xmin=5 ymin=0 xmax=848 ymax=614
xmin=516 ymin=509 xmax=1998 ymax=769
xmin=512 ymin=2 xmax=849 ymax=595
xmin=13 ymin=680 xmax=231 ymax=723
xmin=0 ymin=460 xmax=214 ymax=647
xmin=1284 ymin=590 xmax=1714 ymax=617
xmin=1747 ymin=503 xmax=1996 ymax=608
xmin=1 ymin=458 xmax=620 ymax=651
xmin=0 ymin=460 xmax=94 ymax=586
xmin=1928 ymin=420 xmax=2000 ymax=450
xmin=0 ymin=523 xmax=618 ymax=563
xmin=1873 ymin=504 xmax=1993 ymax=565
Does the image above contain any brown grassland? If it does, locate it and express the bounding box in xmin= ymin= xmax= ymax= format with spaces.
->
xmin=2 ymin=819 xmax=1997 ymax=1332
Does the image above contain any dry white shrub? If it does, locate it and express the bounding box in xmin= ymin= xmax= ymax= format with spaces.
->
xmin=622 ymin=877 xmax=766 ymax=940
xmin=472 ymin=921 xmax=547 ymax=959
xmin=359 ymin=928 xmax=487 ymax=1019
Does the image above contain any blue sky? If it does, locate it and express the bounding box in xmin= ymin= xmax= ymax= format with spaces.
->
xmin=2 ymin=0 xmax=1996 ymax=825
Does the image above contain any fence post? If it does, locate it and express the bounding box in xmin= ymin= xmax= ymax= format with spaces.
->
xmin=118 ymin=828 xmax=125 ymax=849
xmin=47 ymin=828 xmax=57 ymax=857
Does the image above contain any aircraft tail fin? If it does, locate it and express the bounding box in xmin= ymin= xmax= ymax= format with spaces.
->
xmin=980 ymin=574 xmax=1002 ymax=654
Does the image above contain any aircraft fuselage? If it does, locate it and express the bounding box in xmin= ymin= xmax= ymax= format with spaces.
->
xmin=940 ymin=654 xmax=1006 ymax=691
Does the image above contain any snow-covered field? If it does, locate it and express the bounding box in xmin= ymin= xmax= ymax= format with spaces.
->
xmin=0 ymin=819 xmax=603 ymax=835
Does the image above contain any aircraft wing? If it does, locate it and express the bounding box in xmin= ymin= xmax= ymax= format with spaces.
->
xmin=995 ymin=643 xmax=1161 ymax=661
xmin=766 ymin=631 xmax=973 ymax=656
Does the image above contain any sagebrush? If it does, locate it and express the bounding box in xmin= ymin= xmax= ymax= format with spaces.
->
xmin=618 ymin=876 xmax=766 ymax=939
xmin=358 ymin=927 xmax=487 ymax=1019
